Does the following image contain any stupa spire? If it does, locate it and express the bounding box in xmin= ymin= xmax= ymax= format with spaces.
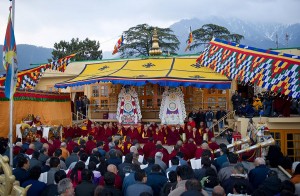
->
xmin=149 ymin=28 xmax=162 ymax=56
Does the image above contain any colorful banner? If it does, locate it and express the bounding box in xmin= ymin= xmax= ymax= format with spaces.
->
xmin=0 ymin=54 xmax=75 ymax=89
xmin=0 ymin=89 xmax=70 ymax=102
xmin=112 ymin=35 xmax=124 ymax=55
xmin=197 ymin=38 xmax=300 ymax=98
xmin=3 ymin=10 xmax=18 ymax=99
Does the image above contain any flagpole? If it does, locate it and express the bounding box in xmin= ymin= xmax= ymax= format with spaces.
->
xmin=9 ymin=0 xmax=15 ymax=167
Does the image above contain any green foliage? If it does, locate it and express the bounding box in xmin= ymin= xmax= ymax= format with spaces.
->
xmin=119 ymin=24 xmax=180 ymax=58
xmin=52 ymin=38 xmax=102 ymax=61
xmin=190 ymin=24 xmax=244 ymax=50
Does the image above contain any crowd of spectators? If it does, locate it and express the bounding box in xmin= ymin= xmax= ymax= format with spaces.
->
xmin=232 ymin=90 xmax=300 ymax=118
xmin=0 ymin=129 xmax=299 ymax=196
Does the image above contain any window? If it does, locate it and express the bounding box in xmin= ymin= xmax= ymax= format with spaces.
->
xmin=101 ymin=100 xmax=108 ymax=109
xmin=146 ymin=99 xmax=153 ymax=107
xmin=71 ymin=86 xmax=84 ymax=92
xmin=146 ymin=84 xmax=154 ymax=96
xmin=92 ymin=86 xmax=99 ymax=97
xmin=100 ymin=85 xmax=109 ymax=97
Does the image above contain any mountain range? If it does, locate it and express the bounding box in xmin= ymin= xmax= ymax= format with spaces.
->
xmin=1 ymin=16 xmax=299 ymax=72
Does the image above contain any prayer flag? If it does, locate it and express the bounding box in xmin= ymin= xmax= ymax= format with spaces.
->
xmin=3 ymin=11 xmax=18 ymax=99
xmin=112 ymin=35 xmax=124 ymax=55
xmin=185 ymin=27 xmax=193 ymax=52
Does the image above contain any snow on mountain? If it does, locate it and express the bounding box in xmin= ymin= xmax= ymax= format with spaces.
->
xmin=170 ymin=16 xmax=300 ymax=54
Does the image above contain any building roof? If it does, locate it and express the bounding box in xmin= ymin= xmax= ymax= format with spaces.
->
xmin=54 ymin=56 xmax=231 ymax=89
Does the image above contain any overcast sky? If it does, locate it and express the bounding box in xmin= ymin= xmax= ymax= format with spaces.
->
xmin=0 ymin=0 xmax=299 ymax=52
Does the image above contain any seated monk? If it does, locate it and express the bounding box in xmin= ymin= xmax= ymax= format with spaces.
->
xmin=185 ymin=125 xmax=194 ymax=142
xmin=108 ymin=122 xmax=117 ymax=135
xmin=162 ymin=124 xmax=170 ymax=137
xmin=63 ymin=125 xmax=74 ymax=139
xmin=66 ymin=137 xmax=78 ymax=153
xmin=175 ymin=124 xmax=184 ymax=135
xmin=166 ymin=126 xmax=180 ymax=146
xmin=195 ymin=142 xmax=212 ymax=159
xmin=153 ymin=127 xmax=165 ymax=144
xmin=95 ymin=123 xmax=105 ymax=141
xmin=103 ymin=124 xmax=113 ymax=142
xmin=73 ymin=124 xmax=82 ymax=138
xmin=142 ymin=137 xmax=156 ymax=159
xmin=141 ymin=125 xmax=153 ymax=143
xmin=149 ymin=142 xmax=169 ymax=165
xmin=85 ymin=135 xmax=97 ymax=155
xmin=192 ymin=127 xmax=202 ymax=146
xmin=208 ymin=137 xmax=219 ymax=152
xmin=122 ymin=136 xmax=132 ymax=155
xmin=183 ymin=138 xmax=197 ymax=160
xmin=89 ymin=124 xmax=97 ymax=138
xmin=116 ymin=124 xmax=126 ymax=136
xmin=32 ymin=116 xmax=43 ymax=137
xmin=187 ymin=117 xmax=196 ymax=128
xmin=126 ymin=125 xmax=140 ymax=142
xmin=149 ymin=122 xmax=158 ymax=131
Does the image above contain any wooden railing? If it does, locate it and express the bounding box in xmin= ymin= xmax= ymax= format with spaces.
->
xmin=209 ymin=110 xmax=236 ymax=137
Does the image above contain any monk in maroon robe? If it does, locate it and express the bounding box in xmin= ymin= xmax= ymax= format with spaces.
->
xmin=95 ymin=124 xmax=105 ymax=141
xmin=142 ymin=137 xmax=156 ymax=159
xmin=187 ymin=117 xmax=196 ymax=128
xmin=64 ymin=125 xmax=74 ymax=139
xmin=116 ymin=124 xmax=126 ymax=136
xmin=108 ymin=122 xmax=117 ymax=135
xmin=175 ymin=124 xmax=184 ymax=135
xmin=85 ymin=135 xmax=96 ymax=154
xmin=141 ymin=125 xmax=153 ymax=143
xmin=126 ymin=125 xmax=140 ymax=142
xmin=167 ymin=126 xmax=180 ymax=146
xmin=153 ymin=127 xmax=165 ymax=144
xmin=122 ymin=137 xmax=132 ymax=155
xmin=169 ymin=145 xmax=181 ymax=159
xmin=52 ymin=136 xmax=61 ymax=149
xmin=208 ymin=138 xmax=219 ymax=152
xmin=149 ymin=144 xmax=169 ymax=165
xmin=183 ymin=138 xmax=197 ymax=160
xmin=185 ymin=125 xmax=194 ymax=142
xmin=150 ymin=122 xmax=158 ymax=130
xmin=73 ymin=124 xmax=82 ymax=138
xmin=192 ymin=127 xmax=202 ymax=146
xmin=103 ymin=124 xmax=113 ymax=142
xmin=66 ymin=138 xmax=78 ymax=153
xmin=162 ymin=124 xmax=170 ymax=137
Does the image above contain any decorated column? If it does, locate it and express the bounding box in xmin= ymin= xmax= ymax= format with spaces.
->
xmin=116 ymin=86 xmax=142 ymax=125
xmin=159 ymin=87 xmax=186 ymax=125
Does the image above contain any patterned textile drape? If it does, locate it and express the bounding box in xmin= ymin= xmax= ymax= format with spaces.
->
xmin=0 ymin=54 xmax=75 ymax=89
xmin=197 ymin=38 xmax=300 ymax=98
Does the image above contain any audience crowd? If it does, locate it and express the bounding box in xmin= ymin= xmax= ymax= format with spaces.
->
xmin=0 ymin=117 xmax=299 ymax=196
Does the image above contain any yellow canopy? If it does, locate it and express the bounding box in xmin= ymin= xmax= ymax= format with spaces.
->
xmin=55 ymin=56 xmax=231 ymax=89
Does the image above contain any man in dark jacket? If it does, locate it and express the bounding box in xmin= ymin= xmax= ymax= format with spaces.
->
xmin=118 ymin=153 xmax=135 ymax=179
xmin=126 ymin=169 xmax=153 ymax=196
xmin=102 ymin=172 xmax=121 ymax=196
xmin=222 ymin=163 xmax=253 ymax=195
xmin=29 ymin=151 xmax=42 ymax=170
xmin=75 ymin=169 xmax=96 ymax=196
xmin=41 ymin=170 xmax=66 ymax=196
xmin=205 ymin=107 xmax=214 ymax=130
xmin=231 ymin=90 xmax=242 ymax=112
xmin=65 ymin=146 xmax=79 ymax=168
xmin=249 ymin=157 xmax=270 ymax=190
xmin=258 ymin=170 xmax=281 ymax=196
xmin=146 ymin=164 xmax=168 ymax=195
xmin=13 ymin=156 xmax=30 ymax=185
